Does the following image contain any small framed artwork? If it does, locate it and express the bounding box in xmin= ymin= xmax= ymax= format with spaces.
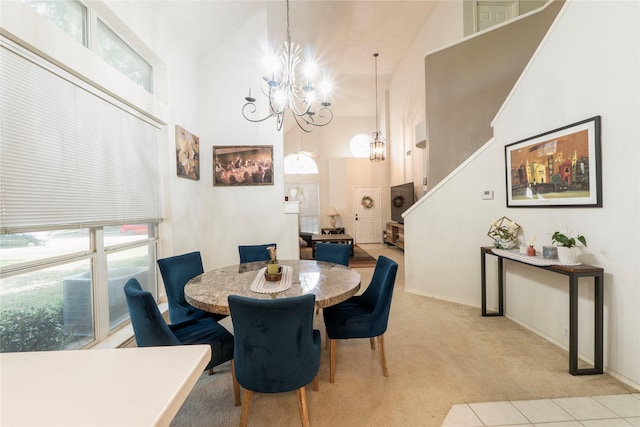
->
xmin=175 ymin=125 xmax=200 ymax=180
xmin=505 ymin=116 xmax=602 ymax=208
xmin=213 ymin=145 xmax=274 ymax=186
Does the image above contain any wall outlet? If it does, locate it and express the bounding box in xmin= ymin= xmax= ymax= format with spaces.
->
xmin=562 ymin=327 xmax=569 ymax=339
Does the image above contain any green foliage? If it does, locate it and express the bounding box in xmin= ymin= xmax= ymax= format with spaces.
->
xmin=0 ymin=302 xmax=69 ymax=352
xmin=552 ymin=231 xmax=587 ymax=248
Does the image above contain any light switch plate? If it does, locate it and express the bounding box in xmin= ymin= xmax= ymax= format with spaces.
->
xmin=482 ymin=190 xmax=494 ymax=200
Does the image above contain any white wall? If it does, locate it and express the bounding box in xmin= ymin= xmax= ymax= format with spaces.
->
xmin=403 ymin=0 xmax=639 ymax=388
xmin=388 ymin=0 xmax=463 ymax=192
xmin=328 ymin=157 xmax=389 ymax=240
xmin=196 ymin=9 xmax=297 ymax=267
xmin=104 ymin=4 xmax=300 ymax=268
xmin=284 ymin=115 xmax=391 ymax=232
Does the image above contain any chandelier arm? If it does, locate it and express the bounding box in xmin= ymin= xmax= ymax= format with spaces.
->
xmin=288 ymin=101 xmax=313 ymax=118
xmin=241 ymin=0 xmax=333 ymax=133
xmin=242 ymin=102 xmax=278 ymax=123
xmin=276 ymin=114 xmax=284 ymax=132
xmin=310 ymin=107 xmax=333 ymax=126
xmin=294 ymin=115 xmax=314 ymax=133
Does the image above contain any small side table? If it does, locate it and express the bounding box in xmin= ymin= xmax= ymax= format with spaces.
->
xmin=322 ymin=227 xmax=345 ymax=235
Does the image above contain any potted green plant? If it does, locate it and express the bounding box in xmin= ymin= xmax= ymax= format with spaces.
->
xmin=552 ymin=230 xmax=587 ymax=264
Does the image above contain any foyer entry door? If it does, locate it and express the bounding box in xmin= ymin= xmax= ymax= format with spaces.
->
xmin=353 ymin=187 xmax=382 ymax=244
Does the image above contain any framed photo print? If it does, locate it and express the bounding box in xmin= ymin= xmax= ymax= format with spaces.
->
xmin=505 ymin=116 xmax=602 ymax=208
xmin=213 ymin=145 xmax=274 ymax=186
xmin=175 ymin=125 xmax=200 ymax=180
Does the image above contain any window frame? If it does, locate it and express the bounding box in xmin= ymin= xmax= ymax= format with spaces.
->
xmin=24 ymin=0 xmax=154 ymax=93
xmin=0 ymin=35 xmax=163 ymax=350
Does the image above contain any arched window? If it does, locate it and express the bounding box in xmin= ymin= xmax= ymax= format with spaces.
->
xmin=284 ymin=153 xmax=318 ymax=174
xmin=350 ymin=133 xmax=372 ymax=158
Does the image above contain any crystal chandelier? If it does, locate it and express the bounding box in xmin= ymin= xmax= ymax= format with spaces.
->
xmin=370 ymin=53 xmax=386 ymax=161
xmin=242 ymin=0 xmax=333 ymax=133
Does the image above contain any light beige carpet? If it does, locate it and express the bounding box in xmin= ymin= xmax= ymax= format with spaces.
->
xmin=171 ymin=244 xmax=635 ymax=427
xmin=299 ymin=244 xmax=378 ymax=268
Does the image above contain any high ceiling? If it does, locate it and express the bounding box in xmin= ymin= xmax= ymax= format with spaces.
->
xmin=109 ymin=1 xmax=438 ymax=122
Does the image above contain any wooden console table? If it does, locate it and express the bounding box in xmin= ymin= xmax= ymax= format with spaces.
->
xmin=312 ymin=234 xmax=354 ymax=258
xmin=480 ymin=247 xmax=603 ymax=376
xmin=322 ymin=227 xmax=345 ymax=235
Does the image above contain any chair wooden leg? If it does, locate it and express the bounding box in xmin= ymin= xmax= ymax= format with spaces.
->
xmin=297 ymin=386 xmax=311 ymax=427
xmin=325 ymin=331 xmax=329 ymax=350
xmin=329 ymin=339 xmax=337 ymax=383
xmin=231 ymin=360 xmax=241 ymax=407
xmin=239 ymin=389 xmax=253 ymax=427
xmin=370 ymin=337 xmax=375 ymax=350
xmin=312 ymin=373 xmax=319 ymax=391
xmin=208 ymin=367 xmax=214 ymax=375
xmin=377 ymin=335 xmax=389 ymax=377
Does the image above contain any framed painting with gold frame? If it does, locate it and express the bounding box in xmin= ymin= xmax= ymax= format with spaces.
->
xmin=213 ymin=145 xmax=274 ymax=186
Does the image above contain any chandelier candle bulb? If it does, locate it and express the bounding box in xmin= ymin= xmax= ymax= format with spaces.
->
xmin=245 ymin=88 xmax=255 ymax=102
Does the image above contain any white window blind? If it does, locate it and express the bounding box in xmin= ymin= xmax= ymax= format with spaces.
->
xmin=0 ymin=40 xmax=161 ymax=232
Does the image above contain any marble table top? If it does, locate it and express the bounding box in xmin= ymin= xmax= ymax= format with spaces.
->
xmin=185 ymin=260 xmax=361 ymax=315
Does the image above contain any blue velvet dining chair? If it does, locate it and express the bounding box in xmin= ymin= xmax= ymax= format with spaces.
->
xmin=157 ymin=251 xmax=226 ymax=323
xmin=238 ymin=243 xmax=276 ymax=264
xmin=314 ymin=242 xmax=351 ymax=266
xmin=228 ymin=294 xmax=321 ymax=427
xmin=322 ymin=255 xmax=398 ymax=383
xmin=124 ymin=278 xmax=240 ymax=405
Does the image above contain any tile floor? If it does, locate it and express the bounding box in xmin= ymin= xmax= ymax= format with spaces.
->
xmin=442 ymin=393 xmax=640 ymax=426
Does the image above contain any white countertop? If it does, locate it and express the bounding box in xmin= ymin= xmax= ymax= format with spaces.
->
xmin=1 ymin=345 xmax=211 ymax=426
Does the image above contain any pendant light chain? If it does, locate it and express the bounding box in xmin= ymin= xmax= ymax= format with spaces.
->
xmin=286 ymin=0 xmax=291 ymax=45
xmin=375 ymin=53 xmax=379 ymax=133
xmin=370 ymin=52 xmax=386 ymax=161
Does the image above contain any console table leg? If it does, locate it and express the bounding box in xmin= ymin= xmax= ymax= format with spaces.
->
xmin=481 ymin=250 xmax=488 ymax=316
xmin=497 ymin=257 xmax=504 ymax=315
xmin=594 ymin=273 xmax=604 ymax=373
xmin=569 ymin=276 xmax=579 ymax=375
xmin=480 ymin=249 xmax=503 ymax=317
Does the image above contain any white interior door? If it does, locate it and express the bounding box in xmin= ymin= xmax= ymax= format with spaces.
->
xmin=353 ymin=187 xmax=382 ymax=244
xmin=476 ymin=1 xmax=517 ymax=32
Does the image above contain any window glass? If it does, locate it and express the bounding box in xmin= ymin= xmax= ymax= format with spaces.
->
xmin=106 ymin=245 xmax=156 ymax=331
xmin=0 ymin=230 xmax=89 ymax=269
xmin=96 ymin=19 xmax=152 ymax=92
xmin=23 ymin=0 xmax=87 ymax=45
xmin=287 ymin=183 xmax=320 ymax=234
xmin=0 ymin=259 xmax=93 ymax=352
xmin=104 ymin=223 xmax=153 ymax=247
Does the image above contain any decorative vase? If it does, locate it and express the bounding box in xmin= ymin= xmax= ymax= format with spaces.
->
xmin=557 ymin=246 xmax=578 ymax=264
xmin=267 ymin=263 xmax=280 ymax=275
xmin=494 ymin=238 xmax=517 ymax=250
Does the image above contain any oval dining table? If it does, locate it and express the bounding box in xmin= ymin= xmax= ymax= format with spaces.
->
xmin=184 ymin=259 xmax=361 ymax=316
